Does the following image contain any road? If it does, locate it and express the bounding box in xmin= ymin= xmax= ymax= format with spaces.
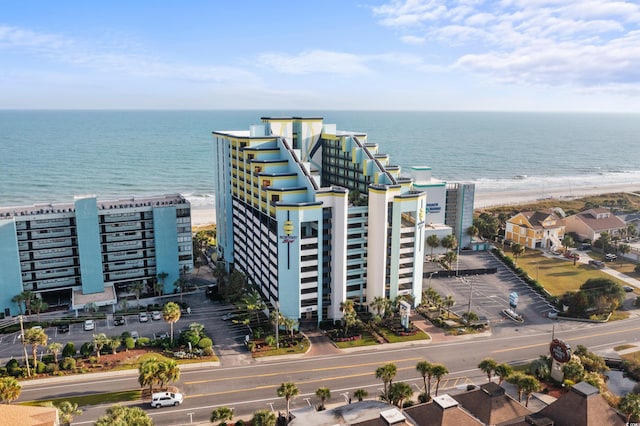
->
xmin=18 ymin=314 xmax=640 ymax=425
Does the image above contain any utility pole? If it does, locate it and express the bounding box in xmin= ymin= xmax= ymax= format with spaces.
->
xmin=275 ymin=301 xmax=280 ymax=350
xmin=19 ymin=315 xmax=31 ymax=377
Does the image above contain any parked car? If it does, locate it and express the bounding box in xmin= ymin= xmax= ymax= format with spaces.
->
xmin=563 ymin=252 xmax=580 ymax=260
xmin=623 ymin=286 xmax=634 ymax=293
xmin=150 ymin=391 xmax=183 ymax=408
xmin=130 ymin=331 xmax=140 ymax=341
xmin=588 ymin=260 xmax=605 ymax=269
xmin=151 ymin=311 xmax=162 ymax=321
xmin=138 ymin=312 xmax=149 ymax=322
xmin=114 ymin=315 xmax=125 ymax=326
xmin=605 ymin=253 xmax=617 ymax=261
xmin=57 ymin=323 xmax=70 ymax=333
xmin=83 ymin=319 xmax=95 ymax=331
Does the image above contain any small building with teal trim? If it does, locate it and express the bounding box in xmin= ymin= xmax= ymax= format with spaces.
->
xmin=0 ymin=194 xmax=192 ymax=316
xmin=213 ymin=117 xmax=429 ymax=324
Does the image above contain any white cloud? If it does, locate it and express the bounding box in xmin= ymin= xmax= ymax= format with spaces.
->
xmin=257 ymin=50 xmax=372 ymax=75
xmin=0 ymin=25 xmax=258 ymax=85
xmin=372 ymin=1 xmax=640 ymax=94
xmin=400 ymin=35 xmax=426 ymax=44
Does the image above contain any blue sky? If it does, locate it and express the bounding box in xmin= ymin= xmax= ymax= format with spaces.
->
xmin=2 ymin=0 xmax=640 ymax=111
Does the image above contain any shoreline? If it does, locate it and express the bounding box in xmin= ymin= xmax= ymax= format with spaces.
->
xmin=189 ymin=182 xmax=640 ymax=229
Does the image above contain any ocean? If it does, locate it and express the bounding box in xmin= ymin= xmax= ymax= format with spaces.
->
xmin=2 ymin=110 xmax=640 ymax=209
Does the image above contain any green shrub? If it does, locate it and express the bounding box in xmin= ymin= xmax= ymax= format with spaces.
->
xmin=62 ymin=342 xmax=76 ymax=358
xmin=137 ymin=337 xmax=150 ymax=347
xmin=45 ymin=363 xmax=58 ymax=374
xmin=80 ymin=342 xmax=93 ymax=357
xmin=35 ymin=360 xmax=47 ymax=374
xmin=60 ymin=357 xmax=76 ymax=371
xmin=198 ymin=337 xmax=213 ymax=349
xmin=124 ymin=337 xmax=135 ymax=350
xmin=202 ymin=347 xmax=214 ymax=356
xmin=41 ymin=354 xmax=55 ymax=364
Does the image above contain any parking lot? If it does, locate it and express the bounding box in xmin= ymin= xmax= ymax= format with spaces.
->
xmin=0 ymin=291 xmax=249 ymax=366
xmin=424 ymin=251 xmax=558 ymax=327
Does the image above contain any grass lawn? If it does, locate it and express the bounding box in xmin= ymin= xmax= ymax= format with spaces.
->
xmin=251 ymin=337 xmax=311 ymax=357
xmin=513 ymin=251 xmax=630 ymax=296
xmin=334 ymin=332 xmax=379 ymax=349
xmin=622 ymin=350 xmax=640 ymax=363
xmin=21 ymin=389 xmax=141 ymax=407
xmin=378 ymin=328 xmax=430 ymax=343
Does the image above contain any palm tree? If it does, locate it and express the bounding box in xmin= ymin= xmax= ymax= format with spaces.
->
xmin=441 ymin=234 xmax=458 ymax=252
xmin=315 ymin=386 xmax=331 ymax=410
xmin=443 ymin=250 xmax=457 ymax=270
xmin=353 ymin=388 xmax=368 ymax=402
xmin=511 ymin=243 xmax=525 ymax=266
xmin=467 ymin=225 xmax=479 ymax=240
xmin=174 ymin=277 xmax=189 ymax=304
xmin=0 ymin=377 xmax=21 ymax=403
xmin=138 ymin=357 xmax=161 ymax=395
xmin=277 ymin=381 xmax=299 ymax=420
xmin=48 ymin=342 xmax=63 ymax=364
xmin=431 ymin=363 xmax=448 ymax=396
xmin=30 ymin=297 xmax=48 ymax=322
xmin=95 ymin=405 xmax=152 ymax=426
xmin=443 ymin=295 xmax=455 ymax=318
xmin=11 ymin=293 xmax=25 ymax=315
xmin=24 ymin=327 xmax=48 ymax=369
xmin=210 ymin=406 xmax=233 ymax=425
xmin=251 ymin=410 xmax=276 ymax=426
xmin=56 ymin=401 xmax=82 ymax=425
xmin=530 ymin=356 xmax=551 ymax=380
xmin=478 ymin=358 xmax=498 ymax=382
xmin=212 ymin=262 xmax=227 ymax=287
xmin=619 ymin=392 xmax=640 ymax=423
xmin=562 ymin=234 xmax=575 ymax=253
xmin=157 ymin=359 xmax=180 ymax=389
xmin=388 ymin=382 xmax=413 ymax=409
xmin=375 ymin=363 xmax=397 ymax=400
xmin=162 ymin=302 xmax=182 ymax=344
xmin=129 ymin=281 xmax=145 ymax=309
xmin=495 ymin=363 xmax=513 ymax=385
xmin=340 ymin=300 xmax=357 ymax=337
xmin=110 ymin=336 xmax=122 ymax=354
xmin=21 ymin=290 xmax=35 ymax=316
xmin=416 ymin=360 xmax=433 ymax=398
xmin=426 ymin=234 xmax=440 ymax=260
xmin=92 ymin=333 xmax=109 ymax=360
xmin=520 ymin=375 xmax=540 ymax=407
xmin=370 ymin=296 xmax=389 ymax=317
xmin=156 ymin=272 xmax=169 ymax=296
xmin=508 ymin=372 xmax=527 ymax=402
xmin=283 ymin=317 xmax=297 ymax=340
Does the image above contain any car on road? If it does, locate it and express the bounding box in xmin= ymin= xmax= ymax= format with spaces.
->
xmin=624 ymin=286 xmax=634 ymax=293
xmin=57 ymin=323 xmax=70 ymax=333
xmin=83 ymin=320 xmax=95 ymax=331
xmin=114 ymin=316 xmax=125 ymax=326
xmin=138 ymin=312 xmax=149 ymax=322
xmin=151 ymin=310 xmax=162 ymax=321
xmin=150 ymin=391 xmax=183 ymax=408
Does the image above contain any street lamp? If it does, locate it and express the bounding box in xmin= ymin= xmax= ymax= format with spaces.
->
xmin=19 ymin=315 xmax=31 ymax=377
xmin=275 ymin=301 xmax=280 ymax=350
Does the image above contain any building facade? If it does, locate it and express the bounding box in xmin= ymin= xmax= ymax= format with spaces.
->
xmin=213 ymin=117 xmax=428 ymax=324
xmin=0 ymin=194 xmax=192 ymax=316
xmin=505 ymin=210 xmax=565 ymax=250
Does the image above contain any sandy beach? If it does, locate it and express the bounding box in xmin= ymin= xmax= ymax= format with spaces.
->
xmin=191 ymin=207 xmax=216 ymax=228
xmin=190 ymin=182 xmax=640 ymax=229
xmin=474 ymin=183 xmax=640 ymax=209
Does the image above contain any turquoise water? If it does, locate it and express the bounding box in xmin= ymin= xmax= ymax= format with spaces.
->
xmin=1 ymin=110 xmax=640 ymax=208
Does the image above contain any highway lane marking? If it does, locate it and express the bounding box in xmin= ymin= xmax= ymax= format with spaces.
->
xmin=185 ymin=357 xmax=423 ymax=385
xmin=492 ymin=325 xmax=640 ymax=353
xmin=186 ymin=365 xmax=454 ymax=399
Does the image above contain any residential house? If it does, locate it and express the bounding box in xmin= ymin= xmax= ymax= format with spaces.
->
xmin=564 ymin=208 xmax=627 ymax=243
xmin=505 ymin=211 xmax=565 ymax=250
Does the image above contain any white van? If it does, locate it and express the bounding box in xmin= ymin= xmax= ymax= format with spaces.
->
xmin=150 ymin=391 xmax=184 ymax=408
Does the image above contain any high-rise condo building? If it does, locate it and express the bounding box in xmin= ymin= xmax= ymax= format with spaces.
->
xmin=0 ymin=194 xmax=192 ymax=316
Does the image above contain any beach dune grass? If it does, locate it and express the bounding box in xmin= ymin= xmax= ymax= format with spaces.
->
xmin=515 ymin=251 xmax=629 ymax=296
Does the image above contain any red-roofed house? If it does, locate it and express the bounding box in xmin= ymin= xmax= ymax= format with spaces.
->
xmin=564 ymin=208 xmax=627 ymax=242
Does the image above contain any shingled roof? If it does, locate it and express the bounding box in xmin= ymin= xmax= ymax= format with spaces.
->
xmin=571 ymin=208 xmax=626 ymax=233
xmin=530 ymin=382 xmax=625 ymax=426
xmin=452 ymin=383 xmax=532 ymax=425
